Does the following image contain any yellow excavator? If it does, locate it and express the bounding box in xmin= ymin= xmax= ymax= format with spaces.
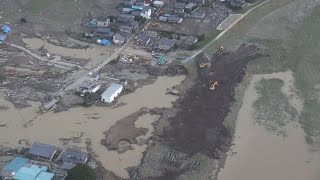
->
xmin=199 ymin=62 xmax=211 ymax=68
xmin=209 ymin=81 xmax=218 ymax=91
xmin=152 ymin=22 xmax=161 ymax=28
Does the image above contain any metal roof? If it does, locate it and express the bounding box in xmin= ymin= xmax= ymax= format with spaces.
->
xmin=35 ymin=172 xmax=54 ymax=180
xmin=158 ymin=38 xmax=175 ymax=46
xmin=3 ymin=157 xmax=29 ymax=172
xmin=137 ymin=32 xmax=150 ymax=43
xmin=28 ymin=142 xmax=56 ymax=159
xmin=2 ymin=25 xmax=11 ymax=33
xmin=0 ymin=34 xmax=6 ymax=41
xmin=14 ymin=166 xmax=41 ymax=180
xmin=113 ymin=33 xmax=126 ymax=41
xmin=101 ymin=83 xmax=123 ymax=98
xmin=64 ymin=148 xmax=87 ymax=160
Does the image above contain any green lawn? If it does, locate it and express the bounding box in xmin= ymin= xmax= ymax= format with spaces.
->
xmin=204 ymin=0 xmax=293 ymax=56
xmin=193 ymin=30 xmax=220 ymax=50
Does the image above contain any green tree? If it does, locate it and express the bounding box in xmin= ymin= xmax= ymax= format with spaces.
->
xmin=66 ymin=164 xmax=96 ymax=180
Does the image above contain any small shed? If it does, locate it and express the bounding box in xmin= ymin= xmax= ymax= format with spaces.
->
xmin=101 ymin=83 xmax=123 ymax=103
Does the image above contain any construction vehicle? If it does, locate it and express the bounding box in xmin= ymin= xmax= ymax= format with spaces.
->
xmin=199 ymin=62 xmax=211 ymax=68
xmin=157 ymin=55 xmax=167 ymax=65
xmin=152 ymin=22 xmax=161 ymax=28
xmin=209 ymin=81 xmax=218 ymax=91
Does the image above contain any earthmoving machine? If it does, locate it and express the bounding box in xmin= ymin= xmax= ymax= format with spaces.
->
xmin=157 ymin=55 xmax=167 ymax=65
xmin=152 ymin=22 xmax=161 ymax=28
xmin=209 ymin=81 xmax=218 ymax=91
xmin=199 ymin=62 xmax=211 ymax=68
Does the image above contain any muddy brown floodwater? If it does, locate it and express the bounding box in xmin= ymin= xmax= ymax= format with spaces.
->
xmin=218 ymin=72 xmax=320 ymax=180
xmin=0 ymin=75 xmax=185 ymax=179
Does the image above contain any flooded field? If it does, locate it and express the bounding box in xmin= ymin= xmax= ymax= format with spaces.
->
xmin=22 ymin=38 xmax=113 ymax=65
xmin=0 ymin=75 xmax=185 ymax=178
xmin=218 ymin=71 xmax=320 ymax=180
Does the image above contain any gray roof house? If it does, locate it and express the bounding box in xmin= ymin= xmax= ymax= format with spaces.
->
xmin=96 ymin=27 xmax=111 ymax=34
xmin=117 ymin=14 xmax=135 ymax=23
xmin=119 ymin=25 xmax=133 ymax=33
xmin=96 ymin=17 xmax=110 ymax=27
xmin=156 ymin=38 xmax=175 ymax=50
xmin=190 ymin=9 xmax=206 ymax=19
xmin=135 ymin=32 xmax=151 ymax=46
xmin=94 ymin=28 xmax=115 ymax=39
xmin=183 ymin=35 xmax=198 ymax=47
xmin=185 ymin=2 xmax=197 ymax=10
xmin=113 ymin=33 xmax=126 ymax=45
xmin=62 ymin=148 xmax=88 ymax=170
xmin=27 ymin=142 xmax=57 ymax=161
xmin=167 ymin=16 xmax=183 ymax=23
xmin=227 ymin=0 xmax=247 ymax=9
xmin=192 ymin=0 xmax=205 ymax=5
xmin=131 ymin=10 xmax=141 ymax=17
xmin=175 ymin=2 xmax=187 ymax=9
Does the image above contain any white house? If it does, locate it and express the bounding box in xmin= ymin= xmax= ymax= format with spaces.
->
xmin=101 ymin=83 xmax=123 ymax=103
xmin=140 ymin=7 xmax=152 ymax=19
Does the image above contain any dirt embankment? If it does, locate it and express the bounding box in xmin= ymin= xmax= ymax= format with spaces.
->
xmin=164 ymin=44 xmax=264 ymax=158
xmin=102 ymin=108 xmax=149 ymax=151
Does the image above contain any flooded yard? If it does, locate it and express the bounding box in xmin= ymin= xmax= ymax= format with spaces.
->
xmin=218 ymin=72 xmax=320 ymax=180
xmin=0 ymin=75 xmax=185 ymax=178
xmin=22 ymin=38 xmax=115 ymax=69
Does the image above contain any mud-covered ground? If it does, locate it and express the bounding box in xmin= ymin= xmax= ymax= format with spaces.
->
xmin=129 ymin=44 xmax=264 ymax=179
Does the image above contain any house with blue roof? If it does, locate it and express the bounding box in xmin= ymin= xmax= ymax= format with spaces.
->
xmin=0 ymin=34 xmax=6 ymax=43
xmin=13 ymin=165 xmax=54 ymax=180
xmin=2 ymin=25 xmax=11 ymax=33
xmin=0 ymin=157 xmax=29 ymax=179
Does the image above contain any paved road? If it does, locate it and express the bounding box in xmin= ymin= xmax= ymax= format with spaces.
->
xmin=187 ymin=0 xmax=271 ymax=61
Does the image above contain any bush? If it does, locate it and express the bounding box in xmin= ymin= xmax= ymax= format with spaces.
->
xmin=66 ymin=164 xmax=96 ymax=180
xmin=198 ymin=34 xmax=205 ymax=41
